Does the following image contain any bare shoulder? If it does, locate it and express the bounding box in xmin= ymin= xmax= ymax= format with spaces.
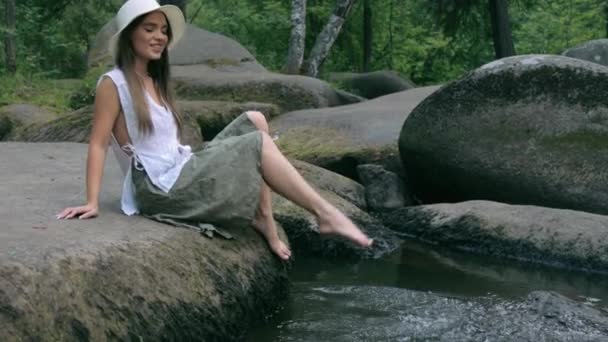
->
xmin=94 ymin=76 xmax=120 ymax=116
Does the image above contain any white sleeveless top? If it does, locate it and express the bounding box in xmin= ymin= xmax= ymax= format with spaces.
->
xmin=99 ymin=68 xmax=193 ymax=215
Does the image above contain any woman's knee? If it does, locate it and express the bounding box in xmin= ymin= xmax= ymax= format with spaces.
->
xmin=245 ymin=111 xmax=269 ymax=133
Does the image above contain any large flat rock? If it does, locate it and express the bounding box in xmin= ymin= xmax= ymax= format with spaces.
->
xmin=270 ymin=86 xmax=440 ymax=178
xmin=0 ymin=143 xmax=288 ymax=341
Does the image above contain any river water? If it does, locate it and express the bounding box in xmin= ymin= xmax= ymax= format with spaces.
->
xmin=248 ymin=239 xmax=608 ymax=341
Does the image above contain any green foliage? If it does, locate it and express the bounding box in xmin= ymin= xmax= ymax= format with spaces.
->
xmin=0 ymin=74 xmax=80 ymax=113
xmin=0 ymin=0 xmax=607 ymax=113
xmin=513 ymin=0 xmax=605 ymax=54
xmin=67 ymin=65 xmax=108 ymax=110
xmin=0 ymin=0 xmax=119 ymax=78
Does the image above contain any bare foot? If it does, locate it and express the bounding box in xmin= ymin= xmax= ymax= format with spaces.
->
xmin=253 ymin=214 xmax=292 ymax=261
xmin=318 ymin=207 xmax=373 ymax=247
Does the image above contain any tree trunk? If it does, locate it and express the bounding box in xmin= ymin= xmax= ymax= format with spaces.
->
xmin=160 ymin=0 xmax=187 ymax=17
xmin=285 ymin=0 xmax=307 ymax=74
xmin=362 ymin=0 xmax=372 ymax=72
xmin=604 ymin=0 xmax=608 ymax=38
xmin=305 ymin=0 xmax=356 ymax=77
xmin=488 ymin=0 xmax=515 ymax=59
xmin=4 ymin=0 xmax=16 ymax=74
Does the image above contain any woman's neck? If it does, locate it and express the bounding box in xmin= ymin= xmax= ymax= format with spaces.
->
xmin=133 ymin=57 xmax=149 ymax=78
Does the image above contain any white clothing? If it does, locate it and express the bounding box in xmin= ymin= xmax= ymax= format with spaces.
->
xmin=98 ymin=68 xmax=192 ymax=215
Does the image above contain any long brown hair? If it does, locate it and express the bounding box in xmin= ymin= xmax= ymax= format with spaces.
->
xmin=115 ymin=12 xmax=183 ymax=137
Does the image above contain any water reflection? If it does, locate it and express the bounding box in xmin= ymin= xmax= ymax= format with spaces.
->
xmin=248 ymin=239 xmax=608 ymax=341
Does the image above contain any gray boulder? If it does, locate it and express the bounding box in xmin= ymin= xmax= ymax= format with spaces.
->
xmin=328 ymin=70 xmax=416 ymax=99
xmin=89 ymin=22 xmax=266 ymax=73
xmin=563 ymin=39 xmax=608 ymax=67
xmin=273 ymin=160 xmax=401 ymax=259
xmin=172 ymin=66 xmax=363 ymax=112
xmin=0 ymin=104 xmax=56 ymax=140
xmin=0 ymin=142 xmax=288 ymax=341
xmin=11 ymin=104 xmax=203 ymax=150
xmin=381 ymin=200 xmax=608 ymax=273
xmin=280 ymin=285 xmax=608 ymax=341
xmin=177 ymin=100 xmax=279 ymax=141
xmin=271 ymin=85 xmax=440 ymax=179
xmin=89 ymin=22 xmax=359 ymax=112
xmin=10 ymin=100 xmax=281 ymax=149
xmin=400 ymin=55 xmax=608 ymax=214
xmin=357 ymin=164 xmax=414 ymax=211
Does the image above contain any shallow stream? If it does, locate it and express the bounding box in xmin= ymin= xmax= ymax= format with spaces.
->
xmin=248 ymin=239 xmax=608 ymax=341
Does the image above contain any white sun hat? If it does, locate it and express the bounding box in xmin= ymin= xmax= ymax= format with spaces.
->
xmin=108 ymin=0 xmax=186 ymax=60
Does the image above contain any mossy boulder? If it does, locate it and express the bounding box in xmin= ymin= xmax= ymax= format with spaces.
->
xmin=400 ymin=55 xmax=608 ymax=214
xmin=562 ymin=39 xmax=608 ymax=67
xmin=381 ymin=200 xmax=608 ymax=274
xmin=328 ymin=70 xmax=416 ymax=99
xmin=0 ymin=104 xmax=56 ymax=140
xmin=271 ymin=86 xmax=440 ymax=179
xmin=178 ymin=100 xmax=279 ymax=140
xmin=172 ymin=66 xmax=363 ymax=112
xmin=11 ymin=100 xmax=280 ymax=149
xmin=89 ymin=23 xmax=266 ymax=73
xmin=0 ymin=142 xmax=289 ymax=341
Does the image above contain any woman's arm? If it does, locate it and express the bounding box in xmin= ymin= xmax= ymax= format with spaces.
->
xmin=57 ymin=77 xmax=121 ymax=219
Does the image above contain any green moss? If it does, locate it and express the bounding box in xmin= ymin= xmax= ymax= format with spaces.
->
xmin=0 ymin=74 xmax=81 ymax=114
xmin=539 ymin=130 xmax=608 ymax=149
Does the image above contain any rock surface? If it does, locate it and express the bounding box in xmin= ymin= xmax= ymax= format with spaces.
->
xmin=563 ymin=39 xmax=608 ymax=67
xmin=0 ymin=104 xmax=56 ymax=140
xmin=9 ymin=105 xmax=203 ymax=150
xmin=273 ymin=160 xmax=401 ymax=259
xmin=172 ymin=66 xmax=362 ymax=112
xmin=89 ymin=22 xmax=358 ymax=112
xmin=357 ymin=164 xmax=414 ymax=211
xmin=400 ymin=55 xmax=608 ymax=214
xmin=89 ymin=23 xmax=266 ymax=73
xmin=276 ymin=285 xmax=608 ymax=341
xmin=381 ymin=200 xmax=608 ymax=274
xmin=328 ymin=70 xmax=416 ymax=99
xmin=8 ymin=101 xmax=280 ymax=149
xmin=0 ymin=143 xmax=288 ymax=341
xmin=272 ymin=85 xmax=440 ymax=179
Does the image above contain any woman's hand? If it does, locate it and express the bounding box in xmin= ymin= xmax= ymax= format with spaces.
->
xmin=56 ymin=203 xmax=99 ymax=220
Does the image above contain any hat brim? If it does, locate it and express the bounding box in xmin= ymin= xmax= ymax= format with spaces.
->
xmin=108 ymin=5 xmax=185 ymax=61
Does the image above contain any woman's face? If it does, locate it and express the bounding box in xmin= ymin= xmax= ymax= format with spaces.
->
xmin=131 ymin=11 xmax=170 ymax=61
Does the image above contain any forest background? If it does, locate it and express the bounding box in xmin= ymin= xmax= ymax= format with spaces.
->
xmin=0 ymin=0 xmax=606 ymax=113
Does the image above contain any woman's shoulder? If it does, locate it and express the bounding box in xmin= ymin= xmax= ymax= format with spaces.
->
xmin=97 ymin=68 xmax=127 ymax=88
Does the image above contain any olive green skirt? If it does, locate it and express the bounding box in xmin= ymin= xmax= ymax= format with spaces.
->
xmin=132 ymin=113 xmax=263 ymax=239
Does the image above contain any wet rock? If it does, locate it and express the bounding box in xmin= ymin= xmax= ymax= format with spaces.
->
xmin=563 ymin=39 xmax=608 ymax=67
xmin=529 ymin=291 xmax=608 ymax=331
xmin=328 ymin=70 xmax=416 ymax=99
xmin=277 ymin=285 xmax=608 ymax=341
xmin=400 ymin=55 xmax=608 ymax=214
xmin=271 ymin=86 xmax=439 ymax=179
xmin=357 ymin=164 xmax=414 ymax=211
xmin=380 ymin=200 xmax=608 ymax=274
xmin=0 ymin=143 xmax=289 ymax=341
xmin=273 ymin=161 xmax=400 ymax=259
xmin=292 ymin=159 xmax=366 ymax=210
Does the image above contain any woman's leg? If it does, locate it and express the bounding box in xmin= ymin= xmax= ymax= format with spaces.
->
xmin=256 ymin=126 xmax=372 ymax=248
xmin=246 ymin=111 xmax=292 ymax=260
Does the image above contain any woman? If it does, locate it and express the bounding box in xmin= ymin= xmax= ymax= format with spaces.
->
xmin=57 ymin=0 xmax=372 ymax=260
